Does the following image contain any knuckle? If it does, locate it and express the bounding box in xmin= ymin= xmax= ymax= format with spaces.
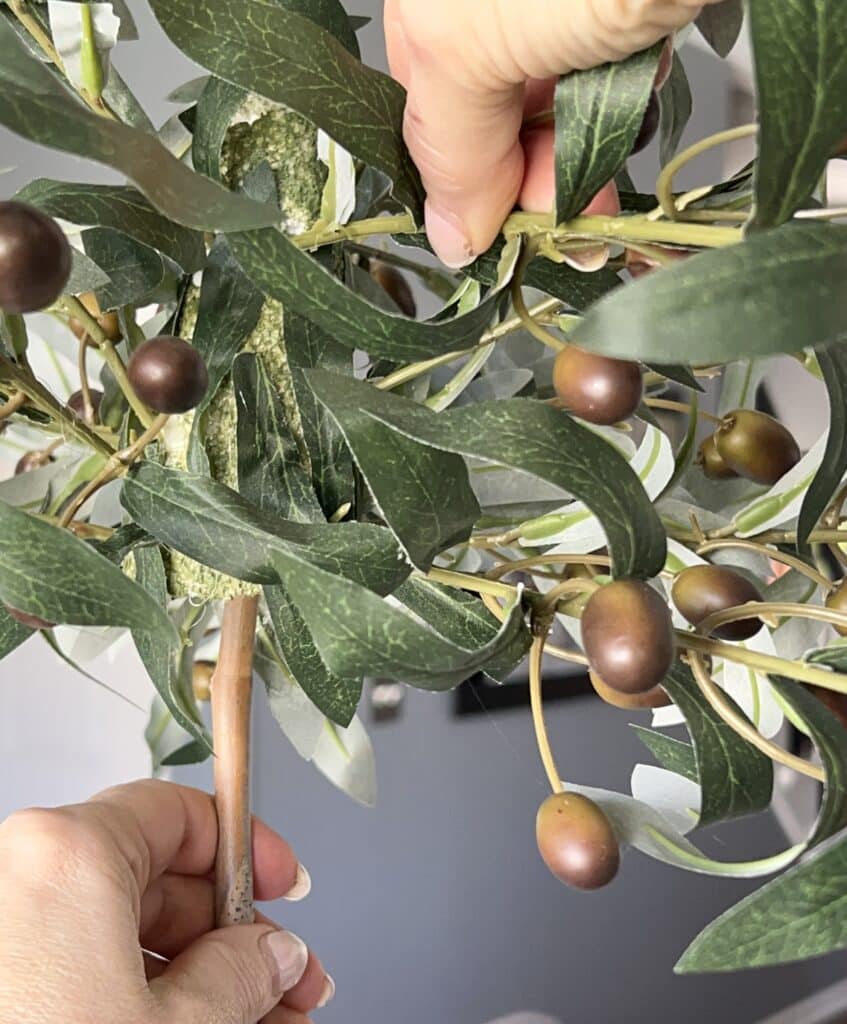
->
xmin=0 ymin=807 xmax=100 ymax=879
xmin=205 ymin=937 xmax=272 ymax=1010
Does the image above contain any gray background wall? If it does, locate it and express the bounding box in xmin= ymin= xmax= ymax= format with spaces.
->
xmin=1 ymin=4 xmax=844 ymax=1022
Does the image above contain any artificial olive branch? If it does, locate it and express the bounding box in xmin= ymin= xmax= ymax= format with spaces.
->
xmin=511 ymin=242 xmax=568 ymax=353
xmin=76 ymin=334 xmax=97 ymax=425
xmin=695 ymin=538 xmax=836 ymax=594
xmin=528 ymin=631 xmax=565 ymax=795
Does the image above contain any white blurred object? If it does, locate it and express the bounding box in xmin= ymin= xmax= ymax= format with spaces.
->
xmin=485 ymin=1017 xmax=562 ymax=1024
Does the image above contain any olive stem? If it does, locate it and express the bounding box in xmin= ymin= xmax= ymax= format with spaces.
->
xmin=644 ymin=398 xmax=722 ymax=425
xmin=655 ymin=125 xmax=759 ymax=221
xmin=540 ymin=578 xmax=601 ymax=612
xmin=695 ymin=538 xmax=836 ymax=593
xmin=294 ymin=214 xmax=417 ymax=251
xmin=424 ymin=567 xmax=520 ymax=601
xmin=697 ymin=601 xmax=847 ymax=639
xmin=487 ymin=553 xmax=613 ymax=580
xmin=529 ymin=633 xmax=565 ymax=795
xmin=212 ymin=595 xmax=259 ymax=927
xmin=347 ymin=243 xmax=457 ymax=301
xmin=0 ymin=391 xmax=27 ymax=421
xmin=686 ymin=650 xmax=824 ymax=782
xmin=511 ymin=244 xmax=567 ymax=353
xmin=76 ymin=335 xmax=97 ymax=425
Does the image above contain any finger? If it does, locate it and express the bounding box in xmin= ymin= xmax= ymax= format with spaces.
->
xmin=151 ymin=925 xmax=309 ymax=1024
xmin=262 ymin=1008 xmax=314 ymax=1024
xmin=281 ymin=951 xmax=335 ymax=1014
xmin=143 ymin=950 xmax=169 ymax=982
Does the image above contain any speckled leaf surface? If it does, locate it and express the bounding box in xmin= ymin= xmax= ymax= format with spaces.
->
xmin=82 ymin=228 xmax=165 ymax=311
xmin=554 ymin=44 xmax=661 ymax=222
xmin=658 ymin=57 xmax=692 ymax=166
xmin=572 ymin=223 xmax=847 ymax=363
xmin=0 ymin=605 xmax=34 ymax=660
xmin=192 ymin=76 xmax=246 ymax=182
xmin=633 ymin=727 xmax=698 ymax=784
xmin=748 ymin=0 xmax=847 ymax=230
xmin=148 ymin=0 xmax=423 ymax=216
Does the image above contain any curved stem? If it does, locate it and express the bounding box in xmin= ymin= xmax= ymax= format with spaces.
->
xmin=540 ymin=578 xmax=601 ymax=612
xmin=487 ymin=553 xmax=612 ymax=580
xmin=77 ymin=335 xmax=97 ymax=424
xmin=695 ymin=538 xmax=836 ymax=593
xmin=512 ymin=244 xmax=567 ymax=353
xmin=698 ymin=600 xmax=847 ymax=639
xmin=529 ymin=633 xmax=565 ymax=794
xmin=645 ymin=397 xmax=722 ymax=424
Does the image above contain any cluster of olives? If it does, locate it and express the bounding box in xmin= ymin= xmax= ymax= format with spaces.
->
xmin=698 ymin=410 xmax=801 ymax=485
xmin=553 ymin=346 xmax=643 ymax=426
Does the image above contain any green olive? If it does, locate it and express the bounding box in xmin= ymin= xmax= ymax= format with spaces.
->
xmin=553 ymin=346 xmax=643 ymax=426
xmin=590 ymin=671 xmax=671 ymax=710
xmin=715 ymin=410 xmax=801 ymax=485
xmin=581 ymin=580 xmax=675 ymax=694
xmin=696 ymin=434 xmax=738 ymax=480
xmin=826 ymin=581 xmax=847 ymax=638
xmin=672 ymin=564 xmax=763 ymax=641
xmin=536 ymin=792 xmax=620 ymax=891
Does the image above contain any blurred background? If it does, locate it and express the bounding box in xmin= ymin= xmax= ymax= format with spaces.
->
xmin=1 ymin=3 xmax=846 ymax=1022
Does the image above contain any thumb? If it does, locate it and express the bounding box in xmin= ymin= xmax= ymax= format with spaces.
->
xmin=151 ymin=925 xmax=309 ymax=1024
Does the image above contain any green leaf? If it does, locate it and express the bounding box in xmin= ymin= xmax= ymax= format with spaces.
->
xmin=0 ymin=604 xmax=33 ymax=659
xmin=748 ymin=0 xmax=847 ymax=230
xmin=82 ymin=228 xmax=165 ymax=311
xmin=121 ymin=461 xmax=409 ymax=595
xmin=233 ymin=353 xmax=324 ymax=524
xmin=632 ymin=726 xmax=698 ymax=784
xmin=554 ymin=44 xmax=661 ymax=222
xmin=148 ymin=0 xmax=423 ymax=216
xmin=192 ymin=76 xmax=246 ymax=181
xmin=272 ymin=550 xmax=528 ymax=689
xmin=264 ymin=584 xmax=361 ymax=726
xmin=572 ymin=223 xmax=847 ymax=363
xmin=228 ymin=226 xmax=505 ymax=362
xmin=661 ymin=661 xmax=773 ymax=825
xmin=15 ymin=179 xmax=206 ymax=272
xmin=88 ymin=523 xmax=151 ymax=565
xmin=268 ymin=0 xmax=360 ymax=57
xmin=66 ymin=247 xmax=111 ymax=294
xmin=695 ymin=0 xmax=744 ymax=58
xmin=648 ymin=363 xmax=703 ymax=392
xmin=304 ymin=371 xmax=667 ymax=579
xmin=145 ymin=696 xmax=210 ymax=773
xmin=798 ymin=343 xmax=847 ymax=546
xmin=0 ymin=18 xmax=279 ymax=231
xmin=658 ymin=56 xmax=692 ymax=166
xmin=306 ymin=371 xmax=480 ymax=569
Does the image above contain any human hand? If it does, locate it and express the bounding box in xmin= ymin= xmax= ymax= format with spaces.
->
xmin=385 ymin=0 xmax=725 ymax=267
xmin=0 ymin=780 xmax=332 ymax=1023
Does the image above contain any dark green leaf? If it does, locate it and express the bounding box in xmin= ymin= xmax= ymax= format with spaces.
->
xmin=192 ymin=76 xmax=246 ymax=181
xmin=572 ymin=223 xmax=847 ymax=363
xmin=647 ymin=363 xmax=704 ymax=392
xmin=264 ymin=583 xmax=361 ymax=726
xmin=82 ymin=228 xmax=165 ymax=311
xmin=695 ymin=0 xmax=744 ymax=58
xmin=148 ymin=0 xmax=423 ymax=216
xmin=121 ymin=461 xmax=409 ymax=595
xmin=661 ymin=660 xmax=773 ymax=825
xmin=269 ymin=0 xmax=360 ymax=57
xmin=748 ymin=0 xmax=847 ymax=230
xmin=632 ymin=726 xmax=699 ymax=783
xmin=808 ymin=640 xmax=847 ymax=672
xmin=306 ymin=371 xmax=480 ymax=569
xmin=228 ymin=226 xmax=506 ymax=361
xmin=0 ymin=18 xmax=279 ymax=231
xmin=15 ymin=180 xmax=206 ymax=272
xmin=554 ymin=44 xmax=661 ymax=222
xmin=305 ymin=370 xmax=665 ymax=578
xmin=658 ymin=56 xmax=692 ymax=166
xmin=0 ymin=604 xmax=33 ymax=659
xmin=798 ymin=343 xmax=847 ymax=546
xmin=88 ymin=523 xmax=151 ymax=565
xmin=234 ymin=353 xmax=324 ymax=524
xmin=66 ymin=247 xmax=111 ymax=295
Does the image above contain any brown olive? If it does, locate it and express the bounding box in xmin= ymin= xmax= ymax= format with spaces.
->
xmin=696 ymin=434 xmax=738 ymax=480
xmin=806 ymin=685 xmax=847 ymax=729
xmin=193 ymin=661 xmax=215 ymax=702
xmin=553 ymin=346 xmax=643 ymax=426
xmin=536 ymin=792 xmax=620 ymax=891
xmin=369 ymin=260 xmax=416 ymax=318
xmin=69 ymin=291 xmax=121 ymax=343
xmin=672 ymin=564 xmax=762 ymax=641
xmin=826 ymin=581 xmax=847 ymax=638
xmin=0 ymin=202 xmax=72 ymax=314
xmin=590 ymin=671 xmax=671 ymax=710
xmin=127 ymin=336 xmax=209 ymax=414
xmin=5 ymin=604 xmax=54 ymax=630
xmin=715 ymin=410 xmax=801 ymax=485
xmin=67 ymin=388 xmax=103 ymax=423
xmin=15 ymin=450 xmax=53 ymax=475
xmin=631 ymin=91 xmax=660 ymax=155
xmin=581 ymin=580 xmax=675 ymax=694
xmin=625 ymin=245 xmax=690 ymax=279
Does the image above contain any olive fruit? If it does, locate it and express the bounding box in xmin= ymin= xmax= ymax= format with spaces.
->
xmin=672 ymin=564 xmax=762 ymax=641
xmin=581 ymin=580 xmax=675 ymax=694
xmin=0 ymin=201 xmax=72 ymax=314
xmin=553 ymin=346 xmax=643 ymax=426
xmin=631 ymin=91 xmax=660 ymax=155
xmin=67 ymin=388 xmax=103 ymax=423
xmin=806 ymin=685 xmax=847 ymax=729
xmin=696 ymin=434 xmax=738 ymax=480
xmin=193 ymin=661 xmax=215 ymax=702
xmin=127 ymin=336 xmax=209 ymax=414
xmin=4 ymin=605 xmax=54 ymax=630
xmin=368 ymin=260 xmax=416 ymax=318
xmin=715 ymin=410 xmax=801 ymax=485
xmin=15 ymin=449 xmax=53 ymax=475
xmin=590 ymin=671 xmax=671 ymax=710
xmin=69 ymin=291 xmax=121 ymax=343
xmin=536 ymin=792 xmax=620 ymax=891
xmin=826 ymin=581 xmax=847 ymax=638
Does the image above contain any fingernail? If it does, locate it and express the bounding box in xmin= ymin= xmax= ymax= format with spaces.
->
xmin=317 ymin=973 xmax=336 ymax=1009
xmin=425 ymin=201 xmax=474 ymax=269
xmin=262 ymin=931 xmax=309 ymax=995
xmin=284 ymin=863 xmax=312 ymax=902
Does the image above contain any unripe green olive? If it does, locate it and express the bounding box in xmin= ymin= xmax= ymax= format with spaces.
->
xmin=631 ymin=91 xmax=660 ymax=154
xmin=193 ymin=661 xmax=215 ymax=702
xmin=0 ymin=201 xmax=72 ymax=314
xmin=672 ymin=564 xmax=762 ymax=641
xmin=127 ymin=336 xmax=209 ymax=414
xmin=368 ymin=260 xmax=416 ymax=318
xmin=581 ymin=580 xmax=675 ymax=694
xmin=553 ymin=346 xmax=643 ymax=426
xmin=15 ymin=450 xmax=53 ymax=475
xmin=67 ymin=388 xmax=103 ymax=424
xmin=536 ymin=792 xmax=620 ymax=891
xmin=826 ymin=581 xmax=847 ymax=638
xmin=715 ymin=410 xmax=801 ymax=485
xmin=4 ymin=604 xmax=54 ymax=630
xmin=69 ymin=292 xmax=122 ymax=343
xmin=590 ymin=671 xmax=671 ymax=710
xmin=696 ymin=434 xmax=738 ymax=480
